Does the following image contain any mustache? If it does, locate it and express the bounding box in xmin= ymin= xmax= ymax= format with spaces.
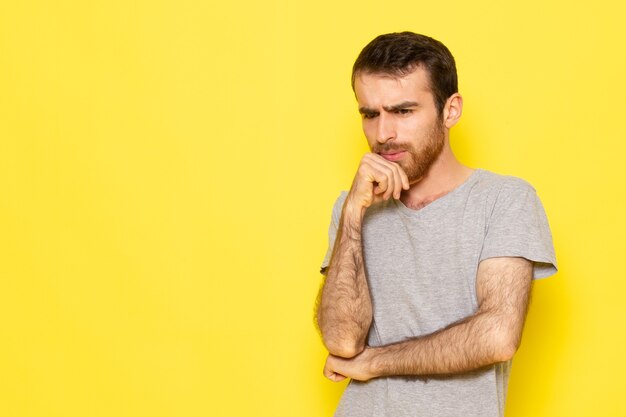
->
xmin=372 ymin=143 xmax=410 ymax=154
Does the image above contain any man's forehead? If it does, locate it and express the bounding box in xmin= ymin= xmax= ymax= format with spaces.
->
xmin=354 ymin=68 xmax=433 ymax=105
xmin=356 ymin=66 xmax=432 ymax=86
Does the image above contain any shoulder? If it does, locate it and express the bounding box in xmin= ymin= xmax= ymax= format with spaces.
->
xmin=332 ymin=191 xmax=349 ymax=211
xmin=469 ymin=170 xmax=544 ymax=219
xmin=329 ymin=191 xmax=349 ymax=223
xmin=335 ymin=190 xmax=349 ymax=204
xmin=474 ymin=169 xmax=537 ymax=197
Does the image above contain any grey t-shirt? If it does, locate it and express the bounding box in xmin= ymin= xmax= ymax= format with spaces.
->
xmin=320 ymin=169 xmax=557 ymax=417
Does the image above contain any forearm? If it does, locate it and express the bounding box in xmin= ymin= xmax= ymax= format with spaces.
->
xmin=369 ymin=309 xmax=518 ymax=377
xmin=364 ymin=257 xmax=532 ymax=378
xmin=317 ymin=201 xmax=372 ymax=358
xmin=322 ymin=256 xmax=532 ymax=383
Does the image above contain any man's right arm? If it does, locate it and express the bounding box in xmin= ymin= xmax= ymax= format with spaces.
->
xmin=316 ymin=153 xmax=409 ymax=359
xmin=316 ymin=199 xmax=371 ymax=359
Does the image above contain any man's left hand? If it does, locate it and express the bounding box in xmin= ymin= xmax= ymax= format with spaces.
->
xmin=323 ymin=347 xmax=378 ymax=382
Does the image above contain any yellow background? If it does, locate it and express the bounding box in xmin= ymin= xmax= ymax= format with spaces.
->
xmin=1 ymin=1 xmax=624 ymax=416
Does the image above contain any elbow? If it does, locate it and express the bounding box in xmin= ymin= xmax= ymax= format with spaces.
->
xmin=324 ymin=338 xmax=365 ymax=359
xmin=495 ymin=342 xmax=518 ymax=363
xmin=491 ymin=330 xmax=521 ymax=362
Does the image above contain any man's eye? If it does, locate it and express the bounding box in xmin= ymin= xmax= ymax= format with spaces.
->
xmin=397 ymin=109 xmax=412 ymax=115
xmin=362 ymin=114 xmax=377 ymax=119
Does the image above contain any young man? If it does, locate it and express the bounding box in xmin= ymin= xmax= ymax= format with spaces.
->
xmin=316 ymin=32 xmax=557 ymax=417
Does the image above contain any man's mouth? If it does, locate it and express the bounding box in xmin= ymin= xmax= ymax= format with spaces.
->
xmin=379 ymin=151 xmax=406 ymax=162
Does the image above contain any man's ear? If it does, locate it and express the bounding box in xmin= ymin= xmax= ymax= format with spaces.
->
xmin=442 ymin=93 xmax=463 ymax=128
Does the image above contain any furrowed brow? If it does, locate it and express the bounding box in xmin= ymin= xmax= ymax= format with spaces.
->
xmin=383 ymin=101 xmax=419 ymax=112
xmin=358 ymin=106 xmax=378 ymax=116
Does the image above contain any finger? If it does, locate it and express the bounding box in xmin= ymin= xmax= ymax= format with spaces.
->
xmin=393 ymin=164 xmax=404 ymax=200
xmin=381 ymin=166 xmax=395 ymax=200
xmin=399 ymin=165 xmax=410 ymax=190
xmin=323 ymin=360 xmax=333 ymax=379
xmin=380 ymin=160 xmax=409 ymax=196
xmin=387 ymin=163 xmax=403 ymax=199
xmin=369 ymin=154 xmax=410 ymax=191
xmin=323 ymin=361 xmax=347 ymax=382
xmin=363 ymin=163 xmax=390 ymax=196
xmin=331 ymin=372 xmax=347 ymax=382
xmin=367 ymin=158 xmax=399 ymax=200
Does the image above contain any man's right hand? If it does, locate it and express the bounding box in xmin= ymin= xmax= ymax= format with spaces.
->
xmin=346 ymin=153 xmax=410 ymax=213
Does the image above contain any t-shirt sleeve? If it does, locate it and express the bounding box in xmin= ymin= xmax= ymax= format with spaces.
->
xmin=320 ymin=191 xmax=348 ymax=274
xmin=479 ymin=179 xmax=557 ymax=279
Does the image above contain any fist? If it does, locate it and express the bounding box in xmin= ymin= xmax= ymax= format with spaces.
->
xmin=347 ymin=153 xmax=410 ymax=210
xmin=323 ymin=348 xmax=378 ymax=382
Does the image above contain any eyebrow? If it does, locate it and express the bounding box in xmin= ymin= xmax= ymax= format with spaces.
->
xmin=359 ymin=101 xmax=419 ymax=115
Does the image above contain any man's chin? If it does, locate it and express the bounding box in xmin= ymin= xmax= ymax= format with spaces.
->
xmin=404 ymin=164 xmax=432 ymax=185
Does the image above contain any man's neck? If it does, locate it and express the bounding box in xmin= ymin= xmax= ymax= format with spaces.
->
xmin=400 ymin=145 xmax=473 ymax=210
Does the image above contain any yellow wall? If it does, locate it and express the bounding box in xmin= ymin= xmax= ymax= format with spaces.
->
xmin=1 ymin=1 xmax=624 ymax=416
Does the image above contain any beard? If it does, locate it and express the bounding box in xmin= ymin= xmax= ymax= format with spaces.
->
xmin=372 ymin=121 xmax=445 ymax=183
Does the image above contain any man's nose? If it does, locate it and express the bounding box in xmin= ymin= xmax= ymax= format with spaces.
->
xmin=376 ymin=113 xmax=396 ymax=144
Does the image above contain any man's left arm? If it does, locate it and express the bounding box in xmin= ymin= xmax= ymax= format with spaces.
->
xmin=323 ymin=256 xmax=533 ymax=382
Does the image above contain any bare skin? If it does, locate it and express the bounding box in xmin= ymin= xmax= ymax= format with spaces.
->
xmin=317 ymin=67 xmax=534 ymax=381
xmin=316 ymin=152 xmax=409 ymax=358
xmin=323 ymin=257 xmax=533 ymax=382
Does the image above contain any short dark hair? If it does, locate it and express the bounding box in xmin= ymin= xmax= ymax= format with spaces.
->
xmin=352 ymin=32 xmax=458 ymax=115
